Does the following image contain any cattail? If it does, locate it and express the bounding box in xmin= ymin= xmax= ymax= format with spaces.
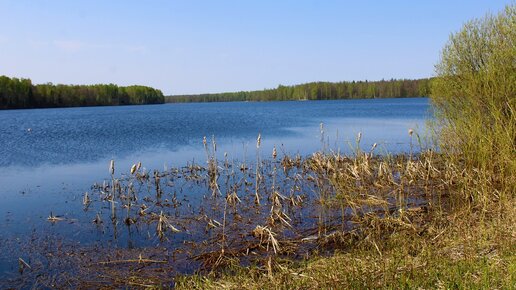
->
xmin=83 ymin=192 xmax=90 ymax=206
xmin=130 ymin=164 xmax=137 ymax=175
xmin=93 ymin=213 xmax=102 ymax=224
xmin=137 ymin=162 xmax=142 ymax=171
xmin=47 ymin=211 xmax=63 ymax=222
xmin=272 ymin=145 xmax=277 ymax=159
xmin=203 ymin=136 xmax=207 ymax=149
xmin=408 ymin=128 xmax=414 ymax=136
xmin=320 ymin=123 xmax=325 ymax=148
xmin=369 ymin=142 xmax=378 ymax=158
xmin=357 ymin=132 xmax=362 ymax=143
xmin=18 ymin=258 xmax=31 ymax=271
xmin=109 ymin=160 xmax=115 ymax=175
xmin=257 ymin=133 xmax=261 ymax=149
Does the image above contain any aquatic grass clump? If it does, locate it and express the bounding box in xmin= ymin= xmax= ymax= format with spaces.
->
xmin=255 ymin=133 xmax=262 ymax=205
xmin=71 ymin=132 xmax=446 ymax=274
xmin=204 ymin=135 xmax=222 ymax=197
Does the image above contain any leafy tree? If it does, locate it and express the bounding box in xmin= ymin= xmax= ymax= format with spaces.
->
xmin=431 ymin=4 xmax=515 ymax=203
xmin=0 ymin=76 xmax=165 ymax=109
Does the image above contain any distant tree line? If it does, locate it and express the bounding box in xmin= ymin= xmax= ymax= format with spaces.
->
xmin=166 ymin=78 xmax=432 ymax=103
xmin=0 ymin=75 xmax=164 ymax=109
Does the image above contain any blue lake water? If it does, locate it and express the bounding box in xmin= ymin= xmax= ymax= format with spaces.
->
xmin=0 ymin=97 xmax=431 ymax=200
xmin=0 ymin=97 xmax=432 ymax=281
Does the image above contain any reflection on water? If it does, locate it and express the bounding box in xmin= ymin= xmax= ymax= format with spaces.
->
xmin=0 ymin=98 xmax=430 ymax=190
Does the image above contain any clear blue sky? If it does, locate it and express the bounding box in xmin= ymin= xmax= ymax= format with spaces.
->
xmin=0 ymin=1 xmax=510 ymax=95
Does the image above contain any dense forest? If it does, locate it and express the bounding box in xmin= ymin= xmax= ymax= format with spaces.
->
xmin=166 ymin=78 xmax=432 ymax=103
xmin=1 ymin=76 xmax=432 ymax=109
xmin=0 ymin=75 xmax=164 ymax=109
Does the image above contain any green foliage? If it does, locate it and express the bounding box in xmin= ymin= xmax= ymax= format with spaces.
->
xmin=166 ymin=78 xmax=432 ymax=103
xmin=0 ymin=76 xmax=164 ymax=109
xmin=431 ymin=4 xmax=516 ymax=205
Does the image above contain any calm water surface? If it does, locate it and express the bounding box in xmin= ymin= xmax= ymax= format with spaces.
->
xmin=0 ymin=97 xmax=431 ymax=278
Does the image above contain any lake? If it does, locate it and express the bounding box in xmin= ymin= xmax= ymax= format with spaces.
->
xmin=0 ymin=97 xmax=432 ymax=282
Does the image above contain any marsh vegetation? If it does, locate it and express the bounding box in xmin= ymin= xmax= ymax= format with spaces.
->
xmin=176 ymin=5 xmax=516 ymax=289
xmin=4 ymin=129 xmax=449 ymax=287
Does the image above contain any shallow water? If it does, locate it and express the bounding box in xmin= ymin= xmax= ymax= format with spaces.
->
xmin=0 ymin=97 xmax=431 ymax=281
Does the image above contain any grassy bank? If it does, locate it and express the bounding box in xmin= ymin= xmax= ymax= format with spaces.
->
xmin=177 ymin=203 xmax=515 ymax=289
xmin=176 ymin=5 xmax=516 ymax=289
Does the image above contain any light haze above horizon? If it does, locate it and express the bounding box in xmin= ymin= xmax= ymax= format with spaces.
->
xmin=0 ymin=1 xmax=510 ymax=95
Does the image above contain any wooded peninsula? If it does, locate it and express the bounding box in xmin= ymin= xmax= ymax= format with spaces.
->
xmin=0 ymin=75 xmax=164 ymax=109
